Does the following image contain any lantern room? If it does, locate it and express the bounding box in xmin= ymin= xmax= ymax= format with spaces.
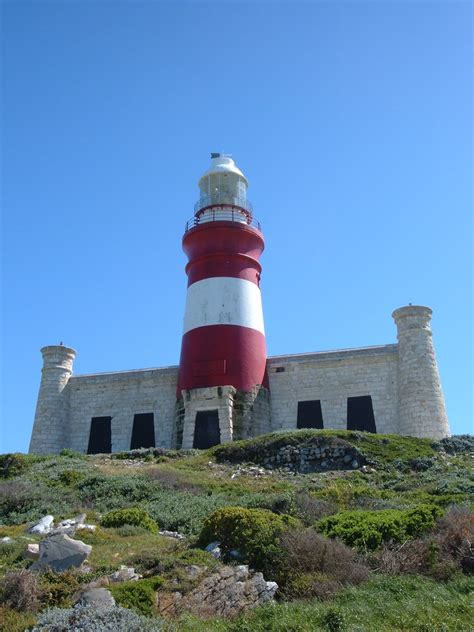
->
xmin=194 ymin=153 xmax=252 ymax=224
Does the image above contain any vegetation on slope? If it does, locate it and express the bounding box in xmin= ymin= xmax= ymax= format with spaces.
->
xmin=0 ymin=430 xmax=472 ymax=631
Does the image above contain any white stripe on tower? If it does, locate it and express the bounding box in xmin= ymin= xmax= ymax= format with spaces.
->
xmin=183 ymin=276 xmax=265 ymax=335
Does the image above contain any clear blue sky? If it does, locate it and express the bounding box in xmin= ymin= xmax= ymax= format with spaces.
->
xmin=1 ymin=1 xmax=472 ymax=453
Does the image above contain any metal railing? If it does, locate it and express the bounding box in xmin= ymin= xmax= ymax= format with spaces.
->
xmin=194 ymin=194 xmax=253 ymax=215
xmin=184 ymin=205 xmax=261 ymax=233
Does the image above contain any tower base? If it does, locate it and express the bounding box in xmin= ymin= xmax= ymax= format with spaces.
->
xmin=176 ymin=385 xmax=271 ymax=450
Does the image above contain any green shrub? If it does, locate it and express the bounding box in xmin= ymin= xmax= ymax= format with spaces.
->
xmin=109 ymin=576 xmax=163 ymax=616
xmin=321 ymin=607 xmax=347 ymax=632
xmin=0 ymin=606 xmax=36 ymax=632
xmin=58 ymin=469 xmax=85 ymax=486
xmin=113 ymin=524 xmax=150 ymax=537
xmin=145 ymin=490 xmax=228 ymax=536
xmin=0 ymin=535 xmax=30 ymax=572
xmin=317 ymin=505 xmax=441 ymax=550
xmin=59 ymin=448 xmax=85 ymax=458
xmin=38 ymin=570 xmax=82 ymax=608
xmin=0 ymin=454 xmax=29 ymax=479
xmin=101 ymin=508 xmax=158 ymax=534
xmin=435 ymin=435 xmax=474 ymax=454
xmin=198 ymin=506 xmax=298 ymax=574
xmin=76 ymin=474 xmax=155 ymax=510
xmin=0 ymin=479 xmax=77 ymax=525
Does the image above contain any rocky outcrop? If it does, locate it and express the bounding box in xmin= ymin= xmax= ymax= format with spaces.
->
xmin=156 ymin=564 xmax=278 ymax=618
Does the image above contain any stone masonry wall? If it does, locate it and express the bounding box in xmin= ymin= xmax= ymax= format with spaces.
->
xmin=66 ymin=367 xmax=178 ymax=453
xmin=29 ymin=334 xmax=449 ymax=454
xmin=267 ymin=345 xmax=399 ymax=434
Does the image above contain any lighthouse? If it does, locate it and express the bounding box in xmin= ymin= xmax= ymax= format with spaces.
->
xmin=176 ymin=154 xmax=270 ymax=449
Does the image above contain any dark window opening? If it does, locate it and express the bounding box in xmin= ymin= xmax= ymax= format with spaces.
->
xmin=297 ymin=400 xmax=324 ymax=429
xmin=275 ymin=367 xmax=285 ymax=373
xmin=87 ymin=416 xmax=112 ymax=454
xmin=193 ymin=410 xmax=221 ymax=449
xmin=130 ymin=413 xmax=155 ymax=449
xmin=347 ymin=396 xmax=377 ymax=433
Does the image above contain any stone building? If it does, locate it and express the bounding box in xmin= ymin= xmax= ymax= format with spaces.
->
xmin=29 ymin=156 xmax=450 ymax=455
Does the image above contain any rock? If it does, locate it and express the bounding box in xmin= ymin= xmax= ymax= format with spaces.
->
xmin=1 ymin=536 xmax=13 ymax=544
xmin=263 ymin=581 xmax=278 ymax=600
xmin=76 ymin=587 xmax=116 ymax=609
xmin=351 ymin=459 xmax=360 ymax=469
xmin=184 ymin=565 xmax=205 ymax=579
xmin=109 ymin=565 xmax=141 ymax=582
xmin=24 ymin=543 xmax=40 ymax=559
xmin=29 ymin=515 xmax=54 ymax=535
xmin=159 ymin=530 xmax=186 ymax=540
xmin=76 ymin=524 xmax=97 ymax=532
xmin=30 ymin=533 xmax=92 ymax=572
xmin=343 ymin=454 xmax=353 ymax=464
xmin=226 ymin=549 xmax=245 ymax=562
xmin=156 ymin=564 xmax=278 ymax=618
xmin=52 ymin=514 xmax=92 ymax=536
xmin=204 ymin=541 xmax=222 ymax=559
xmin=72 ymin=513 xmax=87 ymax=525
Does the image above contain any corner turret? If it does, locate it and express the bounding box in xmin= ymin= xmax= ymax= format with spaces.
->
xmin=29 ymin=345 xmax=76 ymax=454
xmin=393 ymin=306 xmax=449 ymax=439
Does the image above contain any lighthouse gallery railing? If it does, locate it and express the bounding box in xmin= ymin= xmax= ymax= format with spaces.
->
xmin=185 ymin=202 xmax=261 ymax=233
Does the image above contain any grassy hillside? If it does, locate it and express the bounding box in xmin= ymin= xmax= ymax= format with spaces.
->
xmin=0 ymin=431 xmax=472 ymax=631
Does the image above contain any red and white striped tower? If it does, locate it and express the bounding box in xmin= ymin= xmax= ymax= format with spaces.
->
xmin=177 ymin=154 xmax=269 ymax=447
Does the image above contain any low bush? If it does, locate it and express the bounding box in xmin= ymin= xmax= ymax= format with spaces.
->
xmin=0 ymin=606 xmax=36 ymax=632
xmin=435 ymin=435 xmax=474 ymax=454
xmin=317 ymin=505 xmax=441 ymax=550
xmin=320 ymin=607 xmax=347 ymax=632
xmin=38 ymin=569 xmax=82 ymax=608
xmin=59 ymin=448 xmax=86 ymax=458
xmin=0 ymin=480 xmax=42 ymax=520
xmin=145 ymin=467 xmax=203 ymax=494
xmin=31 ymin=605 xmax=163 ymax=631
xmin=76 ymin=474 xmax=155 ymax=510
xmin=0 ymin=536 xmax=29 ymax=572
xmin=109 ymin=576 xmax=164 ymax=616
xmin=0 ymin=453 xmax=29 ymax=479
xmin=197 ymin=506 xmax=298 ymax=574
xmin=370 ymin=505 xmax=474 ymax=579
xmin=113 ymin=524 xmax=150 ymax=537
xmin=111 ymin=447 xmax=180 ymax=460
xmin=240 ymin=491 xmax=297 ymax=516
xmin=101 ymin=508 xmax=158 ymax=534
xmin=275 ymin=528 xmax=369 ymax=599
xmin=58 ymin=469 xmax=86 ymax=486
xmin=294 ymin=492 xmax=338 ymax=524
xmin=146 ymin=490 xmax=228 ymax=536
xmin=0 ymin=478 xmax=79 ymax=525
xmin=436 ymin=506 xmax=474 ymax=573
xmin=0 ymin=569 xmax=41 ymax=612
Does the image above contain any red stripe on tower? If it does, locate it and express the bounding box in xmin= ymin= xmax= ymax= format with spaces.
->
xmin=177 ymin=154 xmax=268 ymax=396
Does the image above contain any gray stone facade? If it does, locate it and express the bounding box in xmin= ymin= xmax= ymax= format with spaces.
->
xmin=29 ymin=305 xmax=450 ymax=454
